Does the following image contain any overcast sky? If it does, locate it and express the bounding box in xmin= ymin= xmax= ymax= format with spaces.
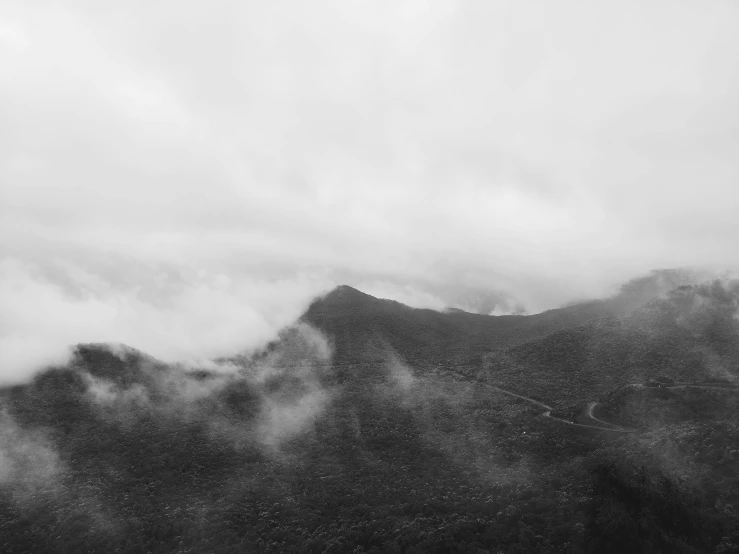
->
xmin=1 ymin=0 xmax=738 ymax=379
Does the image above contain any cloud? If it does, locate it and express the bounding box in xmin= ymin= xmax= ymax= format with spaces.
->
xmin=390 ymin=357 xmax=418 ymax=391
xmin=250 ymin=323 xmax=334 ymax=451
xmin=1 ymin=0 xmax=739 ymax=365
xmin=0 ymin=258 xmax=330 ymax=383
xmin=73 ymin=323 xmax=334 ymax=452
xmin=0 ymin=411 xmax=63 ymax=504
xmin=257 ymin=384 xmax=329 ymax=450
xmin=84 ymin=373 xmax=151 ymax=409
xmin=356 ymin=281 xmax=446 ymax=311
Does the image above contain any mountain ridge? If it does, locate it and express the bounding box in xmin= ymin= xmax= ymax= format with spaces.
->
xmin=2 ymin=269 xmax=738 ymax=552
xmin=301 ymin=271 xmax=714 ymax=370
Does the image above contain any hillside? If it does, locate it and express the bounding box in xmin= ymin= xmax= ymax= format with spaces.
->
xmin=476 ymin=280 xmax=739 ymax=406
xmin=301 ymin=269 xmax=721 ymax=371
xmin=3 ymin=335 xmax=735 ymax=553
xmin=0 ymin=339 xmax=597 ymax=553
xmin=1 ymin=271 xmax=738 ymax=552
xmin=302 ymin=287 xmax=614 ymax=369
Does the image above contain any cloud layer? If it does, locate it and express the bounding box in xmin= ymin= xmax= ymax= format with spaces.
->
xmin=2 ymin=0 xmax=738 ymax=378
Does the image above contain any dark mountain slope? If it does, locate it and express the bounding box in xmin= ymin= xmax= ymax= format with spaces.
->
xmin=302 ymin=269 xmax=718 ymax=370
xmin=1 ymin=274 xmax=736 ymax=552
xmin=477 ymin=280 xmax=739 ymax=406
xmin=0 ymin=340 xmax=614 ymax=552
xmin=605 ymin=267 xmax=722 ymax=314
xmin=2 ymin=336 xmax=729 ymax=553
xmin=302 ymin=286 xmax=615 ymax=369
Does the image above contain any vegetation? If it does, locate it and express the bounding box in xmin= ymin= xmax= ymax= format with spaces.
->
xmin=1 ymin=275 xmax=738 ymax=552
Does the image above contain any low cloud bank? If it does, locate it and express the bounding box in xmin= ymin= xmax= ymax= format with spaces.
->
xmin=3 ymin=250 xmax=734 ymax=389
xmin=3 ymin=0 xmax=739 ymax=339
xmin=0 ymin=257 xmax=331 ymax=384
xmin=76 ymin=323 xmax=334 ymax=452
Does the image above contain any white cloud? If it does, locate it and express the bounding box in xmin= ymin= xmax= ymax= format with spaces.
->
xmin=356 ymin=281 xmax=446 ymax=310
xmin=1 ymin=0 xmax=738 ymax=375
xmin=0 ymin=258 xmax=330 ymax=383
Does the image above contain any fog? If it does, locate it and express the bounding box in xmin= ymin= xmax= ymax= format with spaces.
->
xmin=74 ymin=324 xmax=334 ymax=453
xmin=0 ymin=257 xmax=328 ymax=383
xmin=2 ymin=0 xmax=738 ymax=380
xmin=0 ymin=411 xmax=62 ymax=504
xmin=379 ymin=351 xmax=533 ymax=488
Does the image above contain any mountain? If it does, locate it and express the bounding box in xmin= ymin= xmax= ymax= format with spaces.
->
xmin=1 ymin=271 xmax=738 ymax=553
xmin=603 ymin=267 xmax=725 ymax=314
xmin=479 ymin=279 xmax=739 ymax=406
xmin=302 ymin=269 xmax=723 ymax=370
xmin=301 ymin=285 xmax=605 ymax=368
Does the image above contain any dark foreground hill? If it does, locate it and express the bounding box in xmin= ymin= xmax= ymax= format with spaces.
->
xmin=1 ymin=270 xmax=738 ymax=553
xmin=2 ymin=340 xmax=736 ymax=553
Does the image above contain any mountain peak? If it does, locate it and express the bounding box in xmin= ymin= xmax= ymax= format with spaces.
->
xmin=332 ymin=284 xmax=371 ymax=297
xmin=302 ymin=285 xmax=408 ymax=326
xmin=316 ymin=285 xmax=379 ymax=305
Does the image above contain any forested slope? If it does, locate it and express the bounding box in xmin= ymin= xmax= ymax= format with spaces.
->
xmin=2 ymin=337 xmax=733 ymax=552
xmin=473 ymin=280 xmax=739 ymax=406
xmin=1 ymin=271 xmax=738 ymax=552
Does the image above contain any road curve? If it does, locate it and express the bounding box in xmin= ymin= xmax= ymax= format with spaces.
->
xmin=660 ymin=383 xmax=739 ymax=391
xmin=586 ymin=402 xmax=623 ymax=429
xmin=479 ymin=381 xmax=739 ymax=434
xmin=485 ymin=385 xmax=634 ymax=433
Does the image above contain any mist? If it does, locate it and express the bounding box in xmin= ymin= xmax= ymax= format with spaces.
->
xmin=72 ymin=324 xmax=334 ymax=454
xmin=3 ymin=2 xmax=739 ymax=550
xmin=0 ymin=411 xmax=62 ymax=504
xmin=2 ymin=0 xmax=739 ymax=383
xmin=0 ymin=257 xmax=330 ymax=383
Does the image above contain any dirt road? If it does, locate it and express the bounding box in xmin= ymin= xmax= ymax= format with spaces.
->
xmin=485 ymin=385 xmax=634 ymax=433
xmin=479 ymin=381 xmax=739 ymax=434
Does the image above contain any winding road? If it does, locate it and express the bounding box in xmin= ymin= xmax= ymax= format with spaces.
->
xmin=484 ymin=382 xmax=739 ymax=434
xmin=485 ymin=385 xmax=635 ymax=433
xmin=586 ymin=401 xmax=624 ymax=430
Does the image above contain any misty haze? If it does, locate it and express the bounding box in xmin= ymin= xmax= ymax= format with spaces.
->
xmin=2 ymin=1 xmax=739 ymax=553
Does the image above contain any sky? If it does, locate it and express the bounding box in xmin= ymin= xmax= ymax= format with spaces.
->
xmin=1 ymin=0 xmax=738 ymax=380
